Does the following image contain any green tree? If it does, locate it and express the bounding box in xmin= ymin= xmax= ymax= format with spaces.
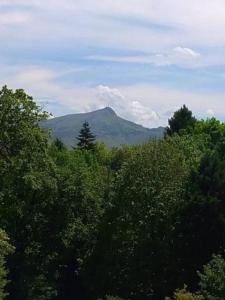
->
xmin=51 ymin=148 xmax=108 ymax=299
xmin=0 ymin=230 xmax=14 ymax=300
xmin=0 ymin=86 xmax=58 ymax=299
xmin=0 ymin=85 xmax=49 ymax=161
xmin=166 ymin=286 xmax=204 ymax=300
xmin=76 ymin=121 xmax=96 ymax=150
xmin=198 ymin=254 xmax=225 ymax=300
xmin=84 ymin=136 xmax=203 ymax=299
xmin=167 ymin=125 xmax=225 ymax=295
xmin=166 ymin=105 xmax=196 ymax=136
xmin=186 ymin=118 xmax=225 ymax=150
xmin=169 ymin=254 xmax=225 ymax=300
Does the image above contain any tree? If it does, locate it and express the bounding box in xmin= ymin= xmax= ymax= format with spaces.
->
xmin=166 ymin=105 xmax=196 ymax=136
xmin=54 ymin=149 xmax=108 ymax=299
xmin=166 ymin=286 xmax=203 ymax=300
xmin=0 ymin=230 xmax=14 ymax=300
xmin=76 ymin=122 xmax=96 ymax=151
xmin=83 ymin=136 xmax=203 ymax=299
xmin=166 ymin=131 xmax=225 ymax=295
xmin=0 ymin=85 xmax=49 ymax=160
xmin=187 ymin=118 xmax=225 ymax=150
xmin=167 ymin=255 xmax=225 ymax=300
xmin=198 ymin=254 xmax=225 ymax=300
xmin=0 ymin=86 xmax=58 ymax=299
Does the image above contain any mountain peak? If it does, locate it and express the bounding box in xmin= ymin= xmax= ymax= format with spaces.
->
xmin=102 ymin=106 xmax=117 ymax=115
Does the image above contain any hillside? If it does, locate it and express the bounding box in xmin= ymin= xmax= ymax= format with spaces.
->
xmin=42 ymin=107 xmax=165 ymax=147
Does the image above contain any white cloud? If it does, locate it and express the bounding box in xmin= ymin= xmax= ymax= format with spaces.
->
xmin=96 ymin=85 xmax=160 ymax=127
xmin=173 ymin=47 xmax=200 ymax=58
xmin=130 ymin=101 xmax=160 ymax=127
xmin=169 ymin=47 xmax=200 ymax=65
xmin=87 ymin=46 xmax=201 ymax=67
xmin=121 ymin=84 xmax=225 ymax=122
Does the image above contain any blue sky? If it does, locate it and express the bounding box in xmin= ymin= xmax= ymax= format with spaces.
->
xmin=0 ymin=0 xmax=225 ymax=127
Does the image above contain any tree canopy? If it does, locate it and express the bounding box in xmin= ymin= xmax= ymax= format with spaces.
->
xmin=166 ymin=105 xmax=197 ymax=136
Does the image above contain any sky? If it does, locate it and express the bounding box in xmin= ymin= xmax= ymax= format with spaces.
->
xmin=1 ymin=0 xmax=225 ymax=127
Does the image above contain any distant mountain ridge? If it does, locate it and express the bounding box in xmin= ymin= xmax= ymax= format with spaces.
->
xmin=42 ymin=107 xmax=165 ymax=147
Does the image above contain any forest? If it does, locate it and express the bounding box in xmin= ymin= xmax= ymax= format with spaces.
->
xmin=1 ymin=85 xmax=225 ymax=300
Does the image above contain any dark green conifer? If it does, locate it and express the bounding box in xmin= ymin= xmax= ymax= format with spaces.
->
xmin=76 ymin=121 xmax=96 ymax=150
xmin=166 ymin=105 xmax=196 ymax=136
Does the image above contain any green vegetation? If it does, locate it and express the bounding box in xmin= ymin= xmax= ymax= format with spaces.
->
xmin=166 ymin=104 xmax=197 ymax=136
xmin=167 ymin=254 xmax=225 ymax=300
xmin=76 ymin=121 xmax=96 ymax=151
xmin=0 ymin=230 xmax=14 ymax=300
xmin=166 ymin=286 xmax=203 ymax=300
xmin=1 ymin=86 xmax=225 ymax=299
xmin=198 ymin=254 xmax=225 ymax=299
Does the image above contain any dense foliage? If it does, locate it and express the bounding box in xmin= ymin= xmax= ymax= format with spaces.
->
xmin=166 ymin=286 xmax=203 ymax=300
xmin=166 ymin=105 xmax=197 ymax=136
xmin=0 ymin=230 xmax=14 ymax=300
xmin=198 ymin=254 xmax=225 ymax=299
xmin=1 ymin=86 xmax=225 ymax=299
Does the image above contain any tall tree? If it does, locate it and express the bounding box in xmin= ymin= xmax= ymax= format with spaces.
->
xmin=76 ymin=121 xmax=96 ymax=150
xmin=166 ymin=105 xmax=196 ymax=136
xmin=0 ymin=86 xmax=57 ymax=299
xmin=0 ymin=85 xmax=49 ymax=160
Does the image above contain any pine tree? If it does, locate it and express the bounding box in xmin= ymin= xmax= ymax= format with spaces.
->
xmin=76 ymin=121 xmax=96 ymax=150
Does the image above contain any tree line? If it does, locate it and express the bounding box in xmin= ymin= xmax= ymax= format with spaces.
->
xmin=1 ymin=86 xmax=225 ymax=299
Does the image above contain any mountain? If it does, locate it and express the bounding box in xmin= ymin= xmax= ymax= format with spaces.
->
xmin=42 ymin=107 xmax=165 ymax=147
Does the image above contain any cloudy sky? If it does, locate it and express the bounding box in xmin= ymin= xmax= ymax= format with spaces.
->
xmin=1 ymin=0 xmax=225 ymax=127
